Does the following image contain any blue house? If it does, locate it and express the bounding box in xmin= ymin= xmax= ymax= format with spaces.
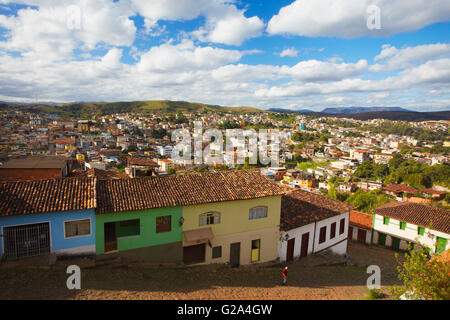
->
xmin=0 ymin=178 xmax=96 ymax=260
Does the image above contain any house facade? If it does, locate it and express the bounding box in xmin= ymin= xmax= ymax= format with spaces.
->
xmin=372 ymin=202 xmax=450 ymax=254
xmin=182 ymin=196 xmax=281 ymax=266
xmin=0 ymin=178 xmax=96 ymax=260
xmin=278 ymin=190 xmax=352 ymax=262
xmin=95 ymin=170 xmax=285 ymax=265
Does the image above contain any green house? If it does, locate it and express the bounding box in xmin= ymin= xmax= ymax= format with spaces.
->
xmin=95 ymin=206 xmax=183 ymax=262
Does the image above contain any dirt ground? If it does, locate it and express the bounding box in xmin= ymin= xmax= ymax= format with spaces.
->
xmin=0 ymin=242 xmax=404 ymax=300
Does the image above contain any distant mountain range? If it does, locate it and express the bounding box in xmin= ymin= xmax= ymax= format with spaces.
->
xmin=267 ymin=108 xmax=314 ymax=114
xmin=321 ymin=106 xmax=411 ymax=114
xmin=1 ymin=100 xmax=449 ymax=121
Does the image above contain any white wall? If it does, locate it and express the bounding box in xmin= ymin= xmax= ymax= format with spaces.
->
xmin=373 ymin=214 xmax=450 ymax=253
xmin=278 ymin=223 xmax=315 ymax=262
xmin=278 ymin=212 xmax=349 ymax=261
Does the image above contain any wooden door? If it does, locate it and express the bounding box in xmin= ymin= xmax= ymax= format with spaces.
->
xmin=104 ymin=222 xmax=117 ymax=253
xmin=230 ymin=242 xmax=240 ymax=267
xmin=300 ymin=233 xmax=309 ymax=258
xmin=391 ymin=237 xmax=400 ymax=251
xmin=348 ymin=226 xmax=354 ymax=240
xmin=378 ymin=232 xmax=386 ymax=246
xmin=183 ymin=243 xmax=206 ymax=265
xmin=286 ymin=238 xmax=295 ymax=262
xmin=357 ymin=229 xmax=367 ymax=243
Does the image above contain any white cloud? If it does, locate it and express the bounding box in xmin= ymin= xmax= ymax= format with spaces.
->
xmin=132 ymin=0 xmax=264 ymax=46
xmin=279 ymin=48 xmax=299 ymax=58
xmin=371 ymin=43 xmax=450 ymax=71
xmin=137 ymin=39 xmax=243 ymax=72
xmin=280 ymin=59 xmax=368 ymax=82
xmin=0 ymin=0 xmax=136 ymax=61
xmin=267 ymin=0 xmax=450 ymax=38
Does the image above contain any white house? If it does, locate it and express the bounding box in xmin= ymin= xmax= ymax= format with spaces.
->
xmin=278 ymin=190 xmax=352 ymax=262
xmin=372 ymin=202 xmax=450 ymax=255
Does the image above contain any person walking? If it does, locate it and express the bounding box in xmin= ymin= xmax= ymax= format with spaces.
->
xmin=282 ymin=266 xmax=288 ymax=286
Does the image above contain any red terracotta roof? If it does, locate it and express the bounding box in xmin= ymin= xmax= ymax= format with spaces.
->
xmin=0 ymin=178 xmax=96 ymax=217
xmin=280 ymin=189 xmax=353 ymax=231
xmin=71 ymin=168 xmax=130 ymax=180
xmin=349 ymin=210 xmax=373 ymax=229
xmin=383 ymin=184 xmax=418 ymax=194
xmin=96 ymin=170 xmax=285 ymax=214
xmin=373 ymin=202 xmax=450 ymax=234
xmin=127 ymin=157 xmax=159 ymax=167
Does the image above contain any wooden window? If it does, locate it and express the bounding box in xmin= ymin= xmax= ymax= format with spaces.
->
xmin=199 ymin=212 xmax=221 ymax=226
xmin=418 ymin=227 xmax=425 ymax=236
xmin=383 ymin=217 xmax=390 ymax=225
xmin=156 ymin=216 xmax=171 ymax=233
xmin=212 ymin=246 xmax=222 ymax=259
xmin=319 ymin=226 xmax=327 ymax=244
xmin=400 ymin=222 xmax=406 ymax=230
xmin=330 ymin=222 xmax=336 ymax=239
xmin=64 ymin=219 xmax=91 ymax=238
xmin=249 ymin=206 xmax=268 ymax=220
xmin=251 ymin=239 xmax=261 ymax=262
xmin=339 ymin=218 xmax=345 ymax=235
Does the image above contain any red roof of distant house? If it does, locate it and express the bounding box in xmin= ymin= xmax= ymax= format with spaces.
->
xmin=383 ymin=184 xmax=418 ymax=194
xmin=349 ymin=210 xmax=373 ymax=229
xmin=126 ymin=157 xmax=159 ymax=167
xmin=420 ymin=189 xmax=446 ymax=195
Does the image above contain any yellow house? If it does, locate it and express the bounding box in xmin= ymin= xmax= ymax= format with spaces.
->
xmin=182 ymin=196 xmax=282 ymax=266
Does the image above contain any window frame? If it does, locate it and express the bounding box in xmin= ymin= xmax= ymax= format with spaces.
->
xmin=64 ymin=218 xmax=92 ymax=239
xmin=249 ymin=206 xmax=268 ymax=220
xmin=400 ymin=221 xmax=406 ymax=230
xmin=330 ymin=222 xmax=336 ymax=239
xmin=339 ymin=218 xmax=345 ymax=235
xmin=383 ymin=217 xmax=390 ymax=225
xmin=319 ymin=226 xmax=327 ymax=244
xmin=418 ymin=226 xmax=425 ymax=236
xmin=156 ymin=215 xmax=172 ymax=233
xmin=199 ymin=212 xmax=221 ymax=226
xmin=212 ymin=246 xmax=222 ymax=259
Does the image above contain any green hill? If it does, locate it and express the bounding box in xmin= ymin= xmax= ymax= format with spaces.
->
xmin=33 ymin=100 xmax=265 ymax=119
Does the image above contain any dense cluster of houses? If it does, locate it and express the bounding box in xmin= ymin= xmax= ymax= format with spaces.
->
xmin=1 ymin=168 xmax=448 ymax=266
xmin=0 ymin=170 xmax=357 ymax=265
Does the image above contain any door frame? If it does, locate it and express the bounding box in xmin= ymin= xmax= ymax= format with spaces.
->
xmin=286 ymin=238 xmax=295 ymax=262
xmin=104 ymin=222 xmax=118 ymax=253
xmin=230 ymin=242 xmax=241 ymax=267
xmin=300 ymin=232 xmax=310 ymax=258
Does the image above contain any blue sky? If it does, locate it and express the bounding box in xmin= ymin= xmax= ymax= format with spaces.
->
xmin=0 ymin=0 xmax=449 ymax=111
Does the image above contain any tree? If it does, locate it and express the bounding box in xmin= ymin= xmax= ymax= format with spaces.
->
xmin=390 ymin=244 xmax=450 ymax=300
xmin=167 ymin=168 xmax=176 ymax=175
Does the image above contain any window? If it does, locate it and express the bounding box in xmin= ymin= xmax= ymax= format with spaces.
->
xmin=117 ymin=219 xmax=140 ymax=237
xmin=251 ymin=239 xmax=261 ymax=262
xmin=249 ymin=207 xmax=268 ymax=220
xmin=418 ymin=227 xmax=425 ymax=236
xmin=156 ymin=216 xmax=171 ymax=233
xmin=330 ymin=222 xmax=336 ymax=239
xmin=383 ymin=217 xmax=390 ymax=225
xmin=199 ymin=212 xmax=221 ymax=226
xmin=400 ymin=222 xmax=406 ymax=230
xmin=319 ymin=226 xmax=327 ymax=244
xmin=339 ymin=218 xmax=345 ymax=235
xmin=65 ymin=219 xmax=91 ymax=238
xmin=212 ymin=246 xmax=222 ymax=259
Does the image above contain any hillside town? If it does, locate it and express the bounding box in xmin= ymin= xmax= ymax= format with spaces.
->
xmin=0 ymin=106 xmax=449 ymax=300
